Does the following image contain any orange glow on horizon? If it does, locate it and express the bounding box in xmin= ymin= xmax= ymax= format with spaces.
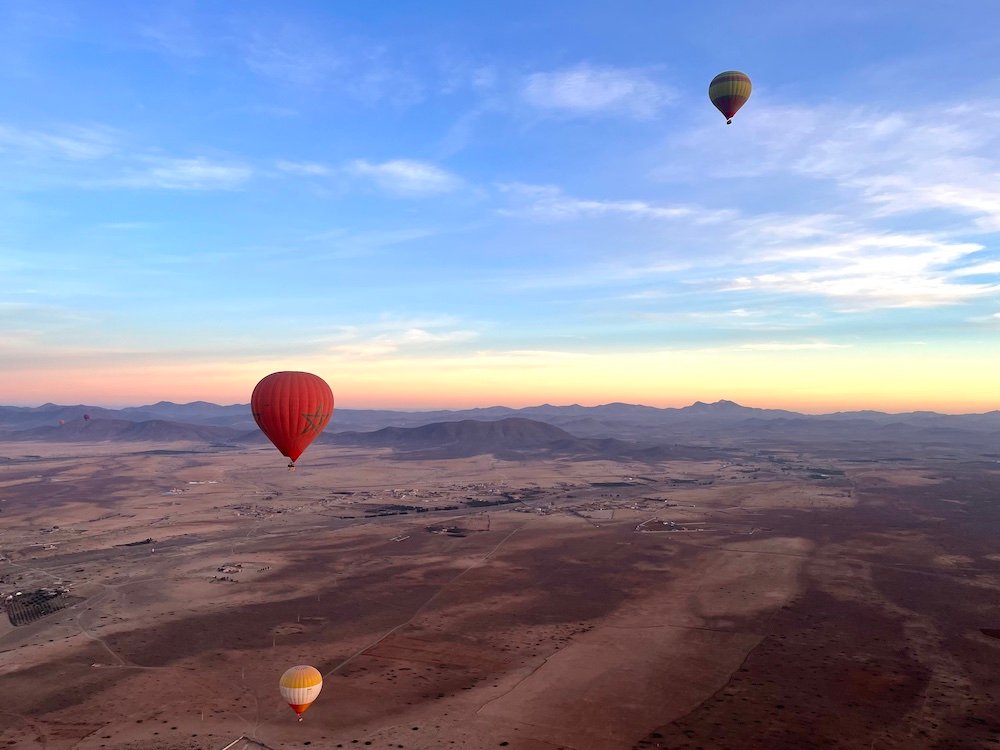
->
xmin=1 ymin=345 xmax=997 ymax=415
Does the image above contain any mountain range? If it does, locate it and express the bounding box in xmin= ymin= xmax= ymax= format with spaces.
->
xmin=1 ymin=400 xmax=998 ymax=458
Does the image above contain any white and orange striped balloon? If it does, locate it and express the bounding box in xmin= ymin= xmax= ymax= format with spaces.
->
xmin=279 ymin=665 xmax=323 ymax=720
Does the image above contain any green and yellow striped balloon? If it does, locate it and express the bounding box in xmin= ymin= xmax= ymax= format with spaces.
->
xmin=709 ymin=71 xmax=752 ymax=124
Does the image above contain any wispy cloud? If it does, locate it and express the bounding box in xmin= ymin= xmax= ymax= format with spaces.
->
xmin=737 ymin=341 xmax=851 ymax=351
xmin=667 ymin=100 xmax=1000 ymax=232
xmin=791 ymin=104 xmax=1000 ymax=232
xmin=339 ymin=46 xmax=424 ymax=106
xmin=492 ymin=173 xmax=997 ymax=311
xmin=275 ymin=159 xmax=332 ymax=176
xmin=143 ymin=11 xmax=425 ymax=104
xmin=438 ymin=62 xmax=498 ymax=96
xmin=497 ymin=183 xmax=729 ymax=223
xmin=303 ymin=226 xmax=437 ymax=258
xmin=350 ymin=159 xmax=461 ymax=195
xmin=139 ymin=12 xmax=207 ymax=59
xmin=863 ymin=177 xmax=1000 ymax=232
xmin=103 ymin=157 xmax=251 ymax=190
xmin=725 ymin=232 xmax=997 ymax=309
xmin=321 ymin=316 xmax=478 ymax=358
xmin=0 ymin=120 xmax=259 ymax=192
xmin=0 ymin=301 xmax=98 ymax=352
xmin=0 ymin=122 xmax=116 ymax=160
xmin=950 ymin=261 xmax=1000 ymax=277
xmin=96 ymin=221 xmax=157 ymax=231
xmin=522 ymin=63 xmax=672 ymax=119
xmin=240 ymin=23 xmax=341 ymax=87
xmin=508 ymin=259 xmax=695 ymax=292
xmin=967 ymin=311 xmax=1000 ymax=326
xmin=638 ymin=307 xmax=768 ymax=320
xmin=231 ymin=17 xmax=425 ymax=104
xmin=651 ymin=98 xmax=1000 ymax=312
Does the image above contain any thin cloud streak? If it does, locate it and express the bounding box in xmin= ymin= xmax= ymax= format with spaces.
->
xmin=319 ymin=317 xmax=479 ymax=359
xmin=0 ymin=122 xmax=116 ymax=160
xmin=240 ymin=23 xmax=342 ymax=87
xmin=497 ymin=183 xmax=732 ymax=223
xmin=105 ymin=157 xmax=253 ymax=190
xmin=722 ymin=222 xmax=995 ymax=309
xmin=522 ymin=63 xmax=673 ymax=119
xmin=275 ymin=159 xmax=332 ymax=176
xmin=737 ymin=341 xmax=851 ymax=351
xmin=350 ymin=159 xmax=461 ymax=195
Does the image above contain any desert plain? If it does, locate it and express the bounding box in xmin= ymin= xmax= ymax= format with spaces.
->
xmin=1 ymin=438 xmax=998 ymax=749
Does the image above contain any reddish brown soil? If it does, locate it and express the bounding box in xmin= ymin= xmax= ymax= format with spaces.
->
xmin=1 ymin=446 xmax=998 ymax=749
xmin=634 ymin=466 xmax=1000 ymax=750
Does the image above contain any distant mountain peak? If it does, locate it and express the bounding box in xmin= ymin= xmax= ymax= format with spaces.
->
xmin=689 ymin=399 xmax=746 ymax=411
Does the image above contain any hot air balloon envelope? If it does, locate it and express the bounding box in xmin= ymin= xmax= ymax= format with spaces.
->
xmin=251 ymin=371 xmax=334 ymax=466
xmin=83 ymin=414 xmax=91 ymax=422
xmin=279 ymin=665 xmax=323 ymax=720
xmin=709 ymin=70 xmax=752 ymax=124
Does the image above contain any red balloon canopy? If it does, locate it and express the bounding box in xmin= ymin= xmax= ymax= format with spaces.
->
xmin=251 ymin=371 xmax=334 ymax=466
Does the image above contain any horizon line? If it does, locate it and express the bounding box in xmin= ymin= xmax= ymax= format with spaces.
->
xmin=4 ymin=398 xmax=998 ymax=418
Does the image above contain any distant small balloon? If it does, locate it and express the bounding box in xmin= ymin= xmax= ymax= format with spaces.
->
xmin=279 ymin=665 xmax=323 ymax=721
xmin=709 ymin=70 xmax=752 ymax=124
xmin=83 ymin=414 xmax=91 ymax=422
xmin=58 ymin=420 xmax=65 ymax=426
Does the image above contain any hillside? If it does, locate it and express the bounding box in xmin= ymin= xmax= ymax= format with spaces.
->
xmin=331 ymin=417 xmax=598 ymax=459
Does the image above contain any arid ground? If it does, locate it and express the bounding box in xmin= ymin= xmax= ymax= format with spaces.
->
xmin=1 ymin=441 xmax=998 ymax=749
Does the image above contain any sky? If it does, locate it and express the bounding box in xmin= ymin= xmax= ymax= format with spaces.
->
xmin=2 ymin=0 xmax=999 ymax=412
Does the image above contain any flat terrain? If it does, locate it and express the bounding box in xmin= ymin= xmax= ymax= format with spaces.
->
xmin=0 ymin=442 xmax=998 ymax=749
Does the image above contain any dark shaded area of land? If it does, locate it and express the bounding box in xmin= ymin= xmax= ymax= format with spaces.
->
xmin=633 ymin=465 xmax=1000 ymax=750
xmin=329 ymin=417 xmax=723 ymax=462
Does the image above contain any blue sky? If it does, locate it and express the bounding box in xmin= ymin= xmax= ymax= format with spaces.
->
xmin=2 ymin=1 xmax=999 ymax=410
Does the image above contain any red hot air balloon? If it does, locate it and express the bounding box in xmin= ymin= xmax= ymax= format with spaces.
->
xmin=251 ymin=372 xmax=334 ymax=469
